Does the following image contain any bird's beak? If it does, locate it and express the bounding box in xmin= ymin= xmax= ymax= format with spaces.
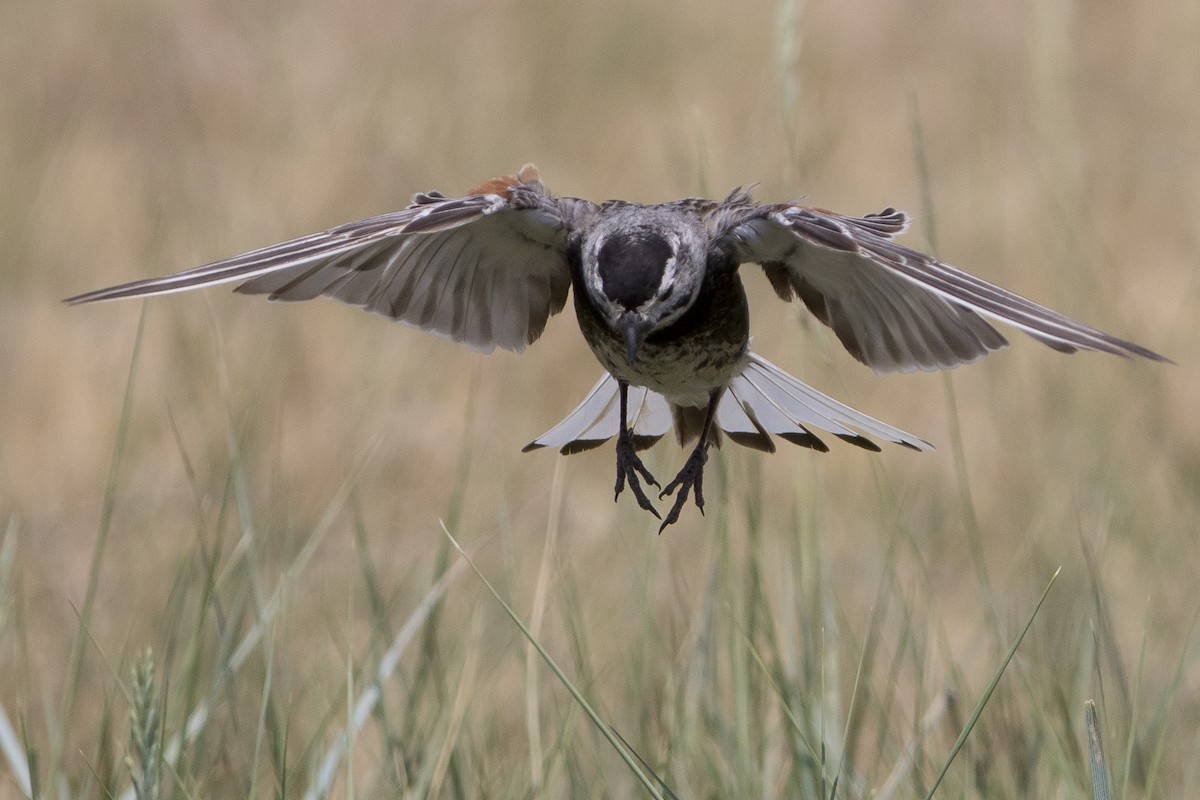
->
xmin=619 ymin=313 xmax=650 ymax=366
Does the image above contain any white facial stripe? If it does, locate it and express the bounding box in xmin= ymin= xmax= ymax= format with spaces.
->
xmin=646 ymin=255 xmax=678 ymax=306
xmin=649 ymin=233 xmax=683 ymax=300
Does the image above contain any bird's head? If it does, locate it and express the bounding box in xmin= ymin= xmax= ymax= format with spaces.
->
xmin=581 ymin=210 xmax=707 ymax=365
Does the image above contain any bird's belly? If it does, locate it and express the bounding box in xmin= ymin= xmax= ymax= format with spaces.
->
xmin=585 ymin=322 xmax=748 ymax=408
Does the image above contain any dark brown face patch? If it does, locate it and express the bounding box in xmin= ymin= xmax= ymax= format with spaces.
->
xmin=597 ymin=232 xmax=673 ymax=311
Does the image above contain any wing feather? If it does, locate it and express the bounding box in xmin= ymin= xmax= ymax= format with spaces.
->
xmin=66 ymin=166 xmax=589 ymax=354
xmin=728 ymin=205 xmax=1166 ymax=372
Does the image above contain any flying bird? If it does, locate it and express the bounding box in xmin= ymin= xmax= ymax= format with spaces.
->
xmin=66 ymin=164 xmax=1167 ymax=529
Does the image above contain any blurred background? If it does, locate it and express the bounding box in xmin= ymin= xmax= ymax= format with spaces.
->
xmin=1 ymin=0 xmax=1197 ymax=796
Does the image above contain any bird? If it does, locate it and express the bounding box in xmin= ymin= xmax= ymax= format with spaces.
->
xmin=66 ymin=164 xmax=1168 ymax=530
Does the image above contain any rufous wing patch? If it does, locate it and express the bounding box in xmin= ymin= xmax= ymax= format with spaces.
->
xmin=469 ymin=163 xmax=541 ymax=198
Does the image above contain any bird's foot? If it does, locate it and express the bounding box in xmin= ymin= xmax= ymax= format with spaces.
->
xmin=614 ymin=435 xmax=661 ymax=519
xmin=658 ymin=443 xmax=709 ymax=531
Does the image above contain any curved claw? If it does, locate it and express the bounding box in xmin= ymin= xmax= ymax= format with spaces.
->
xmin=658 ymin=445 xmax=709 ymax=532
xmin=614 ymin=435 xmax=661 ymax=518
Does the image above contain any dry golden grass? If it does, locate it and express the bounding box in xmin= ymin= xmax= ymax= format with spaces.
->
xmin=2 ymin=0 xmax=1198 ymax=796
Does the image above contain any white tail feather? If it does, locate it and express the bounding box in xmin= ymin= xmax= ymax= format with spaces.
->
xmin=524 ymin=352 xmax=930 ymax=454
xmin=729 ymin=354 xmax=930 ymax=451
xmin=521 ymin=375 xmax=672 ymax=454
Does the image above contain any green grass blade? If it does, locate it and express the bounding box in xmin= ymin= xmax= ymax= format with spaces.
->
xmin=0 ymin=696 xmax=31 ymax=798
xmin=442 ymin=524 xmax=667 ymax=800
xmin=924 ymin=566 xmax=1061 ymax=799
xmin=56 ymin=305 xmax=148 ymax=788
xmin=1086 ymin=699 xmax=1113 ymax=800
xmin=302 ymin=555 xmax=467 ymax=800
xmin=114 ymin=439 xmax=382 ymax=800
xmin=0 ymin=521 xmax=32 ymax=798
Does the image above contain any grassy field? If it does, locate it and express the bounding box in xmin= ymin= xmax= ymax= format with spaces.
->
xmin=2 ymin=0 xmax=1198 ymax=797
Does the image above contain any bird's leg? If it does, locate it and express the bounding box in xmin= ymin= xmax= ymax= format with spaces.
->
xmin=614 ymin=380 xmax=661 ymax=518
xmin=658 ymin=391 xmax=721 ymax=531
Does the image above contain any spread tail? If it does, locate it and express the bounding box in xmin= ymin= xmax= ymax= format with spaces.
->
xmin=522 ymin=353 xmax=931 ymax=455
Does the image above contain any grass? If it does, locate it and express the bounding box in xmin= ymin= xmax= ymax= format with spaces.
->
xmin=3 ymin=0 xmax=1199 ymax=797
xmin=2 ymin=402 xmax=1190 ymax=797
xmin=2 ymin=340 xmax=1193 ymax=796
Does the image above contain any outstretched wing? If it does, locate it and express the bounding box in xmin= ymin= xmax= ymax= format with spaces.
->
xmin=725 ymin=204 xmax=1167 ymax=373
xmin=66 ymin=164 xmax=591 ymax=353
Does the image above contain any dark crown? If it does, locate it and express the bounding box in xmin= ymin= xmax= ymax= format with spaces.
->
xmin=596 ymin=232 xmax=673 ymax=310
